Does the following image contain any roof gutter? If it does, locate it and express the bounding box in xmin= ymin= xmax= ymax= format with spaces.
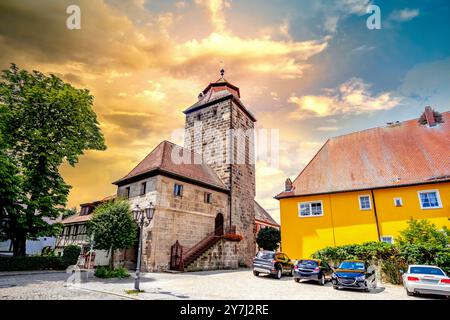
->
xmin=274 ymin=178 xmax=450 ymax=200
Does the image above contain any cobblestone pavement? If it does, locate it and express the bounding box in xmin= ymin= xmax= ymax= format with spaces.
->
xmin=0 ymin=269 xmax=445 ymax=300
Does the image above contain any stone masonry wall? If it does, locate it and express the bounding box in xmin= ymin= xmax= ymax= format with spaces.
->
xmin=230 ymin=101 xmax=256 ymax=267
xmin=184 ymin=98 xmax=256 ymax=268
xmin=185 ymin=238 xmax=239 ymax=272
xmin=137 ymin=175 xmax=228 ymax=272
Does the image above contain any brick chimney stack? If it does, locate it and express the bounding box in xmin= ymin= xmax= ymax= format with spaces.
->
xmin=285 ymin=178 xmax=293 ymax=192
xmin=424 ymin=106 xmax=437 ymax=127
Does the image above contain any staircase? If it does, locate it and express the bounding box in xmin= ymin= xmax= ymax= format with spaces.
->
xmin=182 ymin=232 xmax=222 ymax=268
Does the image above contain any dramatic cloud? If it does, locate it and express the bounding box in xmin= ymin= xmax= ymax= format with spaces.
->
xmin=288 ymin=78 xmax=402 ymax=119
xmin=195 ymin=0 xmax=230 ymax=33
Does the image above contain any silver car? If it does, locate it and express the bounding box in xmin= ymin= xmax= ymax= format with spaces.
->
xmin=402 ymin=265 xmax=450 ymax=298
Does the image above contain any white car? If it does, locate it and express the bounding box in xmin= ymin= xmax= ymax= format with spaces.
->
xmin=402 ymin=265 xmax=450 ymax=298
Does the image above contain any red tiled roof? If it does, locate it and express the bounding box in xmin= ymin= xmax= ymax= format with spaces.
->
xmin=113 ymin=141 xmax=228 ymax=190
xmin=61 ymin=214 xmax=92 ymax=225
xmin=183 ymin=77 xmax=256 ymax=122
xmin=276 ymin=111 xmax=450 ymax=198
xmin=255 ymin=201 xmax=279 ymax=227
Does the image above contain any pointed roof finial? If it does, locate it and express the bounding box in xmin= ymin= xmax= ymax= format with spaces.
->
xmin=219 ymin=60 xmax=225 ymax=79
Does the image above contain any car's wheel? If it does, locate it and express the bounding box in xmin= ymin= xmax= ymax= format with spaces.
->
xmin=289 ymin=268 xmax=294 ymax=277
xmin=319 ymin=275 xmax=325 ymax=286
xmin=294 ymin=278 xmax=300 ymax=283
xmin=333 ymin=285 xmax=339 ymax=290
xmin=275 ymin=267 xmax=282 ymax=279
xmin=253 ymin=270 xmax=259 ymax=277
xmin=406 ymin=288 xmax=414 ymax=296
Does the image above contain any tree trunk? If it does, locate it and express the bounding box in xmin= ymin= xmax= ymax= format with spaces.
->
xmin=12 ymin=234 xmax=27 ymax=256
xmin=110 ymin=248 xmax=115 ymax=269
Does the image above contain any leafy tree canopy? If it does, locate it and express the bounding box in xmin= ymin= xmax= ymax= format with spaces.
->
xmin=256 ymin=227 xmax=281 ymax=251
xmin=88 ymin=199 xmax=137 ymax=268
xmin=0 ymin=63 xmax=106 ymax=256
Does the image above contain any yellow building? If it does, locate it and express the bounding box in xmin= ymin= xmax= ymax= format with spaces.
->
xmin=276 ymin=107 xmax=450 ymax=260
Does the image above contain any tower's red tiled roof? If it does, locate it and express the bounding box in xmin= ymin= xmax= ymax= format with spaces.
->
xmin=255 ymin=201 xmax=279 ymax=227
xmin=276 ymin=111 xmax=450 ymax=198
xmin=183 ymin=76 xmax=256 ymax=122
xmin=113 ymin=141 xmax=228 ymax=191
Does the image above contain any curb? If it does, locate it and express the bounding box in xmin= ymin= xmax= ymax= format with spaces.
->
xmin=71 ymin=286 xmax=142 ymax=300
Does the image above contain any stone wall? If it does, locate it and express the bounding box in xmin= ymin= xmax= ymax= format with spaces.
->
xmin=123 ymin=175 xmax=229 ymax=272
xmin=185 ymin=238 xmax=239 ymax=272
xmin=184 ymin=98 xmax=256 ymax=268
xmin=229 ymin=101 xmax=256 ymax=267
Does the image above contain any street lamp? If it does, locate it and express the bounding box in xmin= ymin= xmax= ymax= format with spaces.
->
xmin=132 ymin=202 xmax=155 ymax=291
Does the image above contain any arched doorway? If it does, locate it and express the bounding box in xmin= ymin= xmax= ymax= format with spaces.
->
xmin=214 ymin=212 xmax=224 ymax=235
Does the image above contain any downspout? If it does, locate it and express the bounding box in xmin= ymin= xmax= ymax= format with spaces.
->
xmin=328 ymin=195 xmax=337 ymax=247
xmin=370 ymin=189 xmax=381 ymax=241
xmin=228 ymin=101 xmax=233 ymax=232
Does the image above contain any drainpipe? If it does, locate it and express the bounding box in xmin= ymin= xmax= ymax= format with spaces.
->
xmin=329 ymin=195 xmax=337 ymax=247
xmin=228 ymin=101 xmax=233 ymax=232
xmin=370 ymin=190 xmax=381 ymax=241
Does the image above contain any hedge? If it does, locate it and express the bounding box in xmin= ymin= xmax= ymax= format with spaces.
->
xmin=0 ymin=245 xmax=81 ymax=272
xmin=311 ymin=241 xmax=450 ymax=285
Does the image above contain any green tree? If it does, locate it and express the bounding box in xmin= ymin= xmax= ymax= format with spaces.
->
xmin=256 ymin=227 xmax=281 ymax=251
xmin=88 ymin=199 xmax=137 ymax=268
xmin=62 ymin=207 xmax=77 ymax=220
xmin=397 ymin=219 xmax=449 ymax=247
xmin=0 ymin=64 xmax=106 ymax=256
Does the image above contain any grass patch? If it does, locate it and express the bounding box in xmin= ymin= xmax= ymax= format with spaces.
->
xmin=125 ymin=289 xmax=145 ymax=294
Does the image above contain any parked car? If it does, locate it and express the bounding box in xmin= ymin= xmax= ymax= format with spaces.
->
xmin=293 ymin=259 xmax=333 ymax=285
xmin=252 ymin=251 xmax=294 ymax=279
xmin=402 ymin=265 xmax=450 ymax=298
xmin=331 ymin=260 xmax=376 ymax=292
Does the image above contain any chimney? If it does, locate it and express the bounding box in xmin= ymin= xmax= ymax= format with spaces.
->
xmin=424 ymin=106 xmax=437 ymax=127
xmin=285 ymin=178 xmax=293 ymax=192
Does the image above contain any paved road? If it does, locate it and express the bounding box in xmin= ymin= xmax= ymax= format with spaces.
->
xmin=0 ymin=269 xmax=445 ymax=300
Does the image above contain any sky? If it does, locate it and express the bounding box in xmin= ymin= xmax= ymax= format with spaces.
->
xmin=0 ymin=0 xmax=449 ymax=222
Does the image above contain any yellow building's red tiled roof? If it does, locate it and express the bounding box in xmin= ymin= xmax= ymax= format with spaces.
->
xmin=276 ymin=111 xmax=450 ymax=198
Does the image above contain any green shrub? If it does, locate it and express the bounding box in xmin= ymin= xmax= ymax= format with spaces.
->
xmin=311 ymin=220 xmax=450 ymax=284
xmin=94 ymin=266 xmax=130 ymax=279
xmin=0 ymin=256 xmax=68 ymax=271
xmin=256 ymin=227 xmax=281 ymax=251
xmin=41 ymin=246 xmax=56 ymax=257
xmin=62 ymin=245 xmax=81 ymax=265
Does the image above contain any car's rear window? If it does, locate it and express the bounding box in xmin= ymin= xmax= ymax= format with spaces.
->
xmin=410 ymin=266 xmax=445 ymax=276
xmin=339 ymin=261 xmax=365 ymax=271
xmin=298 ymin=260 xmax=318 ymax=267
xmin=256 ymin=252 xmax=274 ymax=259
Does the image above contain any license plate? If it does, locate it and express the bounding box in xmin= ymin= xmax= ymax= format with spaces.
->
xmin=421 ymin=279 xmax=439 ymax=284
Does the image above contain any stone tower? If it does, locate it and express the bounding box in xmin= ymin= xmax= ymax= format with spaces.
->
xmin=183 ymin=70 xmax=256 ymax=266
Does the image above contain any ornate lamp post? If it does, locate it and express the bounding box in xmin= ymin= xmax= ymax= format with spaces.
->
xmin=132 ymin=202 xmax=155 ymax=291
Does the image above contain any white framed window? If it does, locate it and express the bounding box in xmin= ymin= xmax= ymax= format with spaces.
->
xmin=418 ymin=190 xmax=442 ymax=209
xmin=358 ymin=195 xmax=372 ymax=210
xmin=298 ymin=201 xmax=323 ymax=217
xmin=380 ymin=236 xmax=394 ymax=244
xmin=393 ymin=197 xmax=403 ymax=207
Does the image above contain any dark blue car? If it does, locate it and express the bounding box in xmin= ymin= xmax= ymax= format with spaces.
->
xmin=293 ymin=259 xmax=333 ymax=285
xmin=331 ymin=260 xmax=377 ymax=292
